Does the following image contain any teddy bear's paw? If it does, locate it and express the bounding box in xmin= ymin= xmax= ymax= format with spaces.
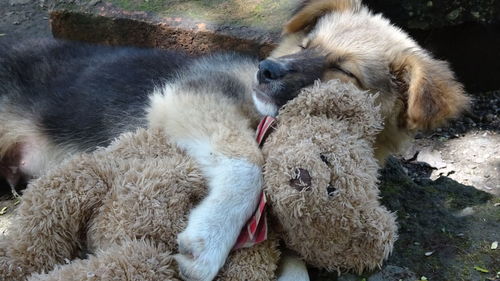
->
xmin=175 ymin=231 xmax=224 ymax=281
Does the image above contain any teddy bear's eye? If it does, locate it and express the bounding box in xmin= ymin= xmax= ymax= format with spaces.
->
xmin=320 ymin=154 xmax=330 ymax=165
xmin=289 ymin=168 xmax=312 ymax=192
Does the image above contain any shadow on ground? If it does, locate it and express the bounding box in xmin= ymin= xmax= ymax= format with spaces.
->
xmin=381 ymin=157 xmax=498 ymax=281
xmin=312 ymin=157 xmax=499 ymax=281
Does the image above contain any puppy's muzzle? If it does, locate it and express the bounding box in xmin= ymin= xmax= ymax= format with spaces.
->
xmin=255 ymin=50 xmax=327 ymax=108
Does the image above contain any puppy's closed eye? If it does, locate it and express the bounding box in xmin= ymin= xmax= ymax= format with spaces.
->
xmin=329 ymin=65 xmax=355 ymax=78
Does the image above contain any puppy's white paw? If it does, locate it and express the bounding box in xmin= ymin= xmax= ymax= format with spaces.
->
xmin=175 ymin=253 xmax=217 ymax=281
xmin=175 ymin=222 xmax=228 ymax=281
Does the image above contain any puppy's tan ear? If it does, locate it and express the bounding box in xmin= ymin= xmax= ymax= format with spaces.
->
xmin=392 ymin=54 xmax=470 ymax=130
xmin=285 ymin=0 xmax=361 ymax=34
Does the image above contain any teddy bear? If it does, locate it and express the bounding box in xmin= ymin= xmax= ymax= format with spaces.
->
xmin=0 ymin=80 xmax=397 ymax=281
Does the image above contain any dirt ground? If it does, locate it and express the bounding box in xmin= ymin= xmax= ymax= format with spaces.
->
xmin=403 ymin=91 xmax=499 ymax=196
xmin=0 ymin=0 xmax=50 ymax=40
xmin=0 ymin=1 xmax=498 ymax=281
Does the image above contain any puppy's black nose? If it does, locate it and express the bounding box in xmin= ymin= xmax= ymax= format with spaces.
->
xmin=258 ymin=59 xmax=287 ymax=83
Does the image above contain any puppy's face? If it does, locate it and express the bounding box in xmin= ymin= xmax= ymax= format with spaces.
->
xmin=253 ymin=49 xmax=327 ymax=116
xmin=253 ymin=0 xmax=469 ymax=132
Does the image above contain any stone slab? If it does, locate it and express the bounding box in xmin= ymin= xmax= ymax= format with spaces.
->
xmin=49 ymin=1 xmax=282 ymax=58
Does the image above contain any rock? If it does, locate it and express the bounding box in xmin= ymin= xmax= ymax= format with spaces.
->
xmin=9 ymin=0 xmax=31 ymax=5
xmin=337 ymin=265 xmax=418 ymax=281
xmin=456 ymin=206 xmax=476 ymax=217
xmin=368 ymin=265 xmax=418 ymax=281
xmin=49 ymin=4 xmax=278 ymax=59
xmin=87 ymin=0 xmax=101 ymax=7
xmin=416 ymin=149 xmax=447 ymax=169
xmin=465 ymin=117 xmax=476 ymax=124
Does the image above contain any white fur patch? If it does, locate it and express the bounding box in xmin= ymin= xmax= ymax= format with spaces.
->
xmin=252 ymin=92 xmax=279 ymax=117
xmin=146 ymin=85 xmax=176 ymax=129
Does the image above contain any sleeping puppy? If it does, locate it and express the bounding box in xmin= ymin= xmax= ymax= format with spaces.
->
xmin=254 ymin=0 xmax=469 ymax=280
xmin=0 ymin=39 xmax=266 ymax=281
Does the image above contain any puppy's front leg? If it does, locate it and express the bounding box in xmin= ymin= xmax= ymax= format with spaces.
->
xmin=175 ymin=139 xmax=262 ymax=281
xmin=148 ymin=91 xmax=263 ymax=281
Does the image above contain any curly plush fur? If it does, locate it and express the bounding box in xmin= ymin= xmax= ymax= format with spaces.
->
xmin=0 ymin=80 xmax=396 ymax=280
xmin=263 ymin=81 xmax=397 ymax=273
xmin=0 ymin=128 xmax=279 ymax=281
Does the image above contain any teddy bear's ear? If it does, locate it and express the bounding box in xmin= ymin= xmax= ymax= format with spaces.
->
xmin=278 ymin=80 xmax=384 ymax=140
xmin=284 ymin=0 xmax=362 ymax=34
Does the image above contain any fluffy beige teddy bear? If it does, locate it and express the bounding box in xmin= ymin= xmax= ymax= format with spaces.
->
xmin=0 ymin=80 xmax=397 ymax=281
xmin=263 ymin=81 xmax=398 ymax=273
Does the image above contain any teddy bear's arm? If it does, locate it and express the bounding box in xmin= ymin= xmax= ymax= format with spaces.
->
xmin=0 ymin=156 xmax=110 ymax=281
xmin=148 ymin=89 xmax=264 ymax=281
xmin=24 ymin=240 xmax=178 ymax=281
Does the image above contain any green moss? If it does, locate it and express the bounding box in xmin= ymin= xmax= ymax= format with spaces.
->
xmin=104 ymin=0 xmax=294 ymax=31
